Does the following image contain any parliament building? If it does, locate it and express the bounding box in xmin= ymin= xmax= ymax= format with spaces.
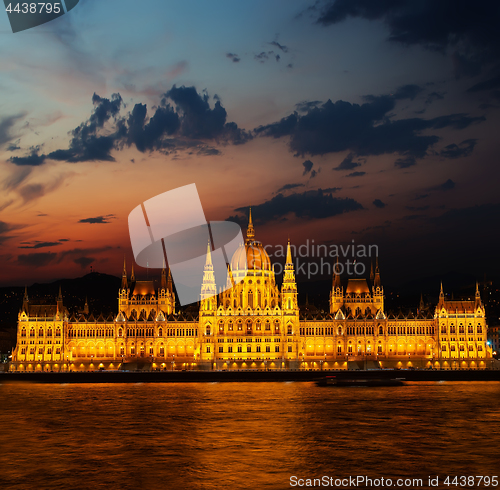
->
xmin=10 ymin=213 xmax=491 ymax=372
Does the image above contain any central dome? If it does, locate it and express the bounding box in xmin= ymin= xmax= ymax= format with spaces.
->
xmin=230 ymin=208 xmax=271 ymax=272
xmin=231 ymin=240 xmax=271 ymax=271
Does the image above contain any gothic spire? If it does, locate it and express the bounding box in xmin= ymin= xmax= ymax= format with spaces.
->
xmin=333 ymin=256 xmax=342 ymax=290
xmin=131 ymin=262 xmax=135 ymax=282
xmin=121 ymin=256 xmax=128 ymax=289
xmin=286 ymin=238 xmax=293 ymax=265
xmin=246 ymin=207 xmax=255 ymax=242
xmin=374 ymin=256 xmax=381 ymax=288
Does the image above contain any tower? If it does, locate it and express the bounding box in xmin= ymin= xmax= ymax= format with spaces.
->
xmin=372 ymin=257 xmax=384 ymax=311
xmin=281 ymin=239 xmax=299 ymax=335
xmin=200 ymin=241 xmax=217 ymax=311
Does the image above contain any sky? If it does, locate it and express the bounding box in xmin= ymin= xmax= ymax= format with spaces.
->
xmin=0 ymin=0 xmax=499 ymax=288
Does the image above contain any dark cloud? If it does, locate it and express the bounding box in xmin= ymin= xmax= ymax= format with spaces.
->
xmin=276 ymin=183 xmax=305 ymax=193
xmin=226 ymin=52 xmax=240 ymax=63
xmin=269 ymin=41 xmax=288 ymax=53
xmin=429 ymin=179 xmax=456 ymax=191
xmin=255 ymin=88 xmax=484 ymax=161
xmin=9 ymin=150 xmax=46 ymax=166
xmin=165 ymin=85 xmax=251 ymax=144
xmin=17 ymin=176 xmax=66 ymax=203
xmin=74 ymin=257 xmax=95 ymax=269
xmin=426 ymin=91 xmax=445 ymax=104
xmin=255 ymin=51 xmax=271 ymax=62
xmin=373 ymin=199 xmax=386 ymax=208
xmin=17 ymin=252 xmax=57 ymax=268
xmin=346 ymin=171 xmax=366 ymax=177
xmin=402 ymin=214 xmax=427 ymax=221
xmin=333 ymin=152 xmax=361 ymax=171
xmin=78 ymin=215 xmax=116 ymax=224
xmin=392 ymin=84 xmax=422 ymax=100
xmin=406 ymin=205 xmax=430 ymax=211
xmin=19 ymin=241 xmax=62 ymax=249
xmin=315 ymin=0 xmax=500 ymax=78
xmin=302 ymin=159 xmax=314 ymax=175
xmin=0 ymin=221 xmax=24 ymax=245
xmin=231 ymin=189 xmax=363 ymax=224
xmin=413 ymin=193 xmax=429 ymax=201
xmin=295 ymin=100 xmax=322 ymax=113
xmin=322 ymin=187 xmax=342 ymax=193
xmin=439 ymin=139 xmax=476 ymax=159
xmin=125 ymin=101 xmax=179 ymax=152
xmin=394 ymin=155 xmax=416 ymax=168
xmin=310 ymin=169 xmax=317 ymax=178
xmin=0 ymin=114 xmax=24 ymax=148
xmin=467 ymin=74 xmax=500 ymax=93
xmin=9 ymin=87 xmax=251 ymax=165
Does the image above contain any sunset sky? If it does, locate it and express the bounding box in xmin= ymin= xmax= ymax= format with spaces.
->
xmin=1 ymin=0 xmax=499 ymax=287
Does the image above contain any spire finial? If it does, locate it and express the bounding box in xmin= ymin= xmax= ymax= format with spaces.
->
xmin=286 ymin=238 xmax=292 ymax=264
xmin=205 ymin=240 xmax=213 ymax=266
xmin=121 ymin=256 xmax=128 ymax=289
xmin=131 ymin=262 xmax=135 ymax=282
xmin=246 ymin=207 xmax=255 ymax=241
xmin=440 ymin=281 xmax=444 ymax=297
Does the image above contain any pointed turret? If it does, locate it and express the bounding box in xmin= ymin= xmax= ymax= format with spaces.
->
xmin=419 ymin=293 xmax=424 ymax=312
xmin=167 ymin=268 xmax=173 ymax=293
xmin=333 ymin=257 xmax=342 ymax=290
xmin=246 ymin=207 xmax=255 ymax=242
xmin=22 ymin=286 xmax=29 ymax=313
xmin=200 ymin=240 xmax=217 ymax=307
xmin=161 ymin=266 xmax=167 ymax=291
xmin=373 ymin=256 xmax=381 ymax=288
xmin=121 ymin=256 xmax=128 ymax=289
xmin=83 ymin=296 xmax=89 ymax=315
xmin=440 ymin=281 xmax=444 ymax=299
xmin=475 ymin=281 xmax=482 ymax=308
xmin=57 ymin=285 xmax=63 ymax=312
xmin=370 ymin=261 xmax=374 ymax=282
xmin=282 ymin=239 xmax=297 ymax=312
xmin=130 ymin=262 xmax=135 ymax=282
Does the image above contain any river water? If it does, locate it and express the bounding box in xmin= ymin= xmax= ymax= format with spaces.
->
xmin=1 ymin=382 xmax=499 ymax=489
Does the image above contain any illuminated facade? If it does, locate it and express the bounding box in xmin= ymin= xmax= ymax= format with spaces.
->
xmin=10 ymin=212 xmax=491 ymax=372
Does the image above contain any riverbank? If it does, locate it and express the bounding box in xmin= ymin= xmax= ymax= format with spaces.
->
xmin=2 ymin=368 xmax=500 ymax=383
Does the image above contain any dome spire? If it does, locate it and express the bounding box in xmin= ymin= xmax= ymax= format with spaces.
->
xmin=205 ymin=240 xmax=213 ymax=267
xmin=246 ymin=207 xmax=255 ymax=242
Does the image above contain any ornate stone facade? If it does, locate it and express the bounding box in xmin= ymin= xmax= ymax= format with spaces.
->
xmin=10 ymin=213 xmax=491 ymax=371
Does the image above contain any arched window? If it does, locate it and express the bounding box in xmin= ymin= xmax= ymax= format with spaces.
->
xmin=337 ymin=326 xmax=342 ymax=336
xmin=206 ymin=326 xmax=211 ymax=335
xmin=158 ymin=328 xmax=163 ymax=337
xmin=228 ymin=321 xmax=233 ymax=331
xmin=274 ymin=321 xmax=280 ymax=334
xmin=38 ymin=328 xmax=43 ymax=337
xmin=248 ymin=291 xmax=254 ymax=309
xmin=219 ymin=321 xmax=224 ymax=332
xmin=379 ymin=326 xmax=383 ymax=335
xmin=477 ymin=325 xmax=483 ymax=333
xmin=257 ymin=290 xmax=262 ymax=308
xmin=256 ymin=320 xmax=261 ymax=331
xmin=21 ymin=328 xmax=26 ymax=337
xmin=29 ymin=328 xmax=35 ymax=337
xmin=237 ymin=320 xmax=242 ymax=331
xmin=265 ymin=320 xmax=271 ymax=331
xmin=246 ymin=320 xmax=252 ymax=333
xmin=47 ymin=328 xmax=53 ymax=337
xmin=118 ymin=328 xmax=123 ymax=337
xmin=450 ymin=325 xmax=456 ymax=334
xmin=287 ymin=325 xmax=292 ymax=335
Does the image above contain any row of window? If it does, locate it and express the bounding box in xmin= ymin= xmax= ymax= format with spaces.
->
xmin=215 ymin=345 xmax=281 ymax=354
xmin=440 ymin=325 xmax=482 ymax=334
xmin=20 ymin=347 xmax=61 ymax=355
xmin=21 ymin=328 xmax=61 ymax=338
xmin=442 ymin=345 xmax=483 ymax=352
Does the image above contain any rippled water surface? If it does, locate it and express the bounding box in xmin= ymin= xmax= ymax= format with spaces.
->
xmin=1 ymin=381 xmax=500 ymax=490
